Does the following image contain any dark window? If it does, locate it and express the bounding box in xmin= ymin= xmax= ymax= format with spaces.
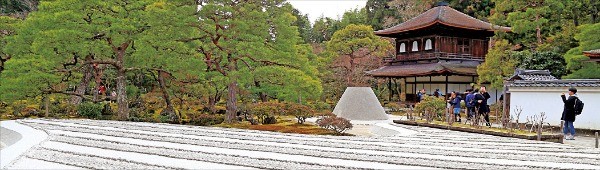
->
xmin=458 ymin=39 xmax=470 ymax=54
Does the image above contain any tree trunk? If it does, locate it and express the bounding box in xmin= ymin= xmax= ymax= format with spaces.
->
xmin=44 ymin=94 xmax=49 ymax=117
xmin=255 ymin=80 xmax=267 ymax=102
xmin=535 ymin=15 xmax=542 ymax=45
xmin=70 ymin=56 xmax=94 ymax=105
xmin=0 ymin=55 xmax=9 ymax=75
xmin=116 ymin=68 xmax=128 ymax=120
xmin=158 ymin=70 xmax=176 ymax=122
xmin=93 ymin=64 xmax=102 ymax=102
xmin=208 ymin=97 xmax=217 ymax=114
xmin=115 ymin=43 xmax=129 ymax=121
xmin=572 ymin=8 xmax=580 ymax=26
xmin=347 ymin=57 xmax=355 ymax=86
xmin=225 ymin=60 xmax=238 ymax=123
xmin=226 ymin=80 xmax=238 ymax=123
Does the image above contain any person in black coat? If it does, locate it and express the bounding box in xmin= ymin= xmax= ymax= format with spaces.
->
xmin=475 ymin=86 xmax=491 ymax=127
xmin=561 ymin=87 xmax=578 ymax=140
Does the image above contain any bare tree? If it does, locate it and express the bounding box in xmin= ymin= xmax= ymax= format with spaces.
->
xmin=513 ymin=106 xmax=523 ymax=131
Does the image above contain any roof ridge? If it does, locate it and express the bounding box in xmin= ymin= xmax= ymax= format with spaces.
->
xmin=375 ymin=5 xmax=511 ymax=36
xmin=375 ymin=6 xmax=438 ymax=33
xmin=437 ymin=5 xmax=444 ymax=21
xmin=440 ymin=6 xmax=491 ymax=26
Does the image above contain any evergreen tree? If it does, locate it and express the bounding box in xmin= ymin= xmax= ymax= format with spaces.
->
xmin=326 ymin=24 xmax=392 ymax=87
xmin=0 ymin=16 xmax=18 ymax=75
xmin=0 ymin=0 xmax=38 ymax=18
xmin=477 ymin=39 xmax=516 ymax=89
xmin=491 ymin=0 xmax=565 ymax=49
xmin=564 ymin=23 xmax=600 ymax=79
xmin=512 ymin=51 xmax=567 ymax=78
xmin=194 ymin=0 xmax=319 ymax=123
xmin=291 ymin=8 xmax=312 ymax=44
xmin=1 ymin=0 xmax=198 ymax=120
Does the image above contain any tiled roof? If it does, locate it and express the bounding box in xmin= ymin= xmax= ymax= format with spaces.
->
xmin=507 ymin=79 xmax=600 ymax=87
xmin=374 ymin=5 xmax=510 ymax=36
xmin=583 ymin=49 xmax=600 ymax=57
xmin=507 ymin=69 xmax=557 ymax=81
xmin=366 ymin=61 xmax=479 ymax=77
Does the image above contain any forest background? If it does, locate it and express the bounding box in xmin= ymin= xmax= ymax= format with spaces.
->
xmin=1 ymin=0 xmax=598 ymax=125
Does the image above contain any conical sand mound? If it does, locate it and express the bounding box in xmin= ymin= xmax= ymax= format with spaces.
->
xmin=333 ymin=87 xmax=389 ymax=120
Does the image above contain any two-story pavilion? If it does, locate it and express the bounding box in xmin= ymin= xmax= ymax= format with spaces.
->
xmin=367 ymin=3 xmax=510 ymax=103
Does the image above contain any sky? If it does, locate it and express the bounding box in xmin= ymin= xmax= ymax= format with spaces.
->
xmin=287 ymin=0 xmax=368 ymax=23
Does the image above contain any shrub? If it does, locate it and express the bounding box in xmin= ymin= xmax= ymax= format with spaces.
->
xmin=250 ymin=102 xmax=285 ymax=124
xmin=284 ymin=102 xmax=315 ymax=124
xmin=22 ymin=107 xmax=40 ymax=117
xmin=189 ymin=113 xmax=225 ymax=126
xmin=50 ymin=102 xmax=77 ymax=118
xmin=77 ymin=102 xmax=103 ymax=119
xmin=414 ymin=96 xmax=446 ymax=122
xmin=316 ymin=115 xmax=353 ymax=135
xmin=385 ymin=102 xmax=402 ymax=112
xmin=262 ymin=115 xmax=277 ymax=124
xmin=309 ymin=101 xmax=332 ymax=112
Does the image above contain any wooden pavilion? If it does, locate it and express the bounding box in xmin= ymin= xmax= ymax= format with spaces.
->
xmin=367 ymin=3 xmax=510 ymax=103
xmin=583 ymin=49 xmax=600 ymax=63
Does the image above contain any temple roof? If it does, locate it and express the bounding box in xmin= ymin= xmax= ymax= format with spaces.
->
xmin=374 ymin=5 xmax=510 ymax=36
xmin=506 ymin=69 xmax=600 ymax=87
xmin=507 ymin=69 xmax=557 ymax=81
xmin=366 ymin=61 xmax=479 ymax=77
xmin=583 ymin=49 xmax=600 ymax=58
xmin=507 ymin=79 xmax=600 ymax=87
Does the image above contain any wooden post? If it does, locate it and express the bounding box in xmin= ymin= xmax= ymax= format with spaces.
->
xmin=408 ymin=105 xmax=413 ymax=121
xmin=560 ymin=120 xmax=565 ymax=144
xmin=388 ymin=78 xmax=393 ymax=101
xmin=445 ymin=75 xmax=449 ymax=99
xmin=595 ymin=132 xmax=598 ymax=148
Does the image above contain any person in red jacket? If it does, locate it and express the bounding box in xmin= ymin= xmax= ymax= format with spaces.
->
xmin=98 ymin=85 xmax=106 ymax=96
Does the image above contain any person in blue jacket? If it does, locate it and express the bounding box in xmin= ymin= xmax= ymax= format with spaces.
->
xmin=464 ymin=89 xmax=475 ymax=120
xmin=448 ymin=91 xmax=462 ymax=122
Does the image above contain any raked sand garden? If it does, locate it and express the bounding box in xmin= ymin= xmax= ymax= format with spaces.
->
xmin=1 ymin=118 xmax=599 ymax=169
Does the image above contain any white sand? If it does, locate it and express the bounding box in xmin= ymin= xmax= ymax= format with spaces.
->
xmin=3 ymin=119 xmax=600 ymax=169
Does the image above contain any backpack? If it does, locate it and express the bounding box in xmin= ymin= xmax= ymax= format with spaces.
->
xmin=574 ymin=97 xmax=584 ymax=115
xmin=465 ymin=94 xmax=475 ymax=107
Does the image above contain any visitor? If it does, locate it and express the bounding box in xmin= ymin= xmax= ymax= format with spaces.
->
xmin=98 ymin=85 xmax=106 ymax=96
xmin=434 ymin=89 xmax=441 ymax=98
xmin=417 ymin=89 xmax=426 ymax=102
xmin=448 ymin=91 xmax=462 ymax=122
xmin=465 ymin=89 xmax=475 ymax=120
xmin=475 ymin=86 xmax=491 ymax=127
xmin=561 ymin=87 xmax=578 ymax=140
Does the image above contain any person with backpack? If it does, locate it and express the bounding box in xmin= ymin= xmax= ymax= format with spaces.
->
xmin=561 ymin=87 xmax=583 ymax=140
xmin=464 ymin=89 xmax=475 ymax=120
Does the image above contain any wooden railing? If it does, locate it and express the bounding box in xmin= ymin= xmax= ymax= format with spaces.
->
xmin=384 ymin=51 xmax=485 ymax=62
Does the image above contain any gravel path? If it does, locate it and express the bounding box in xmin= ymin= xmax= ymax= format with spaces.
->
xmin=5 ymin=119 xmax=600 ymax=169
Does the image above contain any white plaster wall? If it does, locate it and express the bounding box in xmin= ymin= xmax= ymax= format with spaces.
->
xmin=509 ymin=87 xmax=600 ymax=130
